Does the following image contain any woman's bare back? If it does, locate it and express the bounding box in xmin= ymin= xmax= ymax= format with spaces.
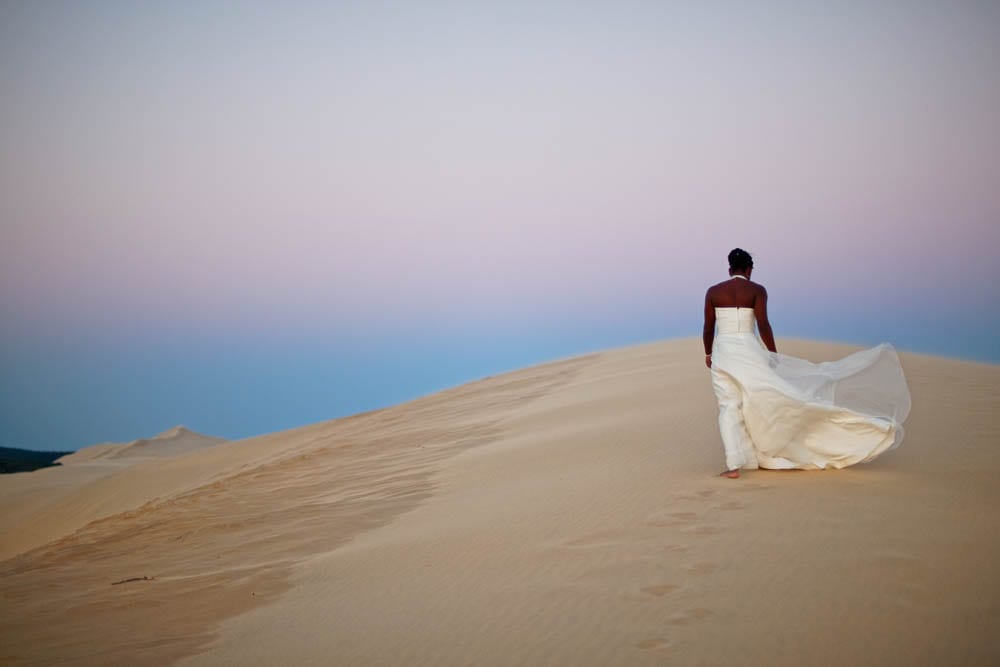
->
xmin=703 ymin=276 xmax=777 ymax=359
xmin=707 ymin=277 xmax=763 ymax=309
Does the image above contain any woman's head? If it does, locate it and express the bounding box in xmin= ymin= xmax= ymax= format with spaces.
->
xmin=728 ymin=248 xmax=753 ymax=273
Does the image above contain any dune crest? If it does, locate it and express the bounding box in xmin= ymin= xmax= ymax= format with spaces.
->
xmin=0 ymin=426 xmax=233 ymax=562
xmin=56 ymin=425 xmax=227 ymax=465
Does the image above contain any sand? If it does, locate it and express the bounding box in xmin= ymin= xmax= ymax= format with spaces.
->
xmin=0 ymin=426 xmax=231 ymax=562
xmin=1 ymin=338 xmax=997 ymax=666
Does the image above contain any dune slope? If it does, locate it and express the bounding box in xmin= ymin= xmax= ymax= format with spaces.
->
xmin=0 ymin=427 xmax=230 ymax=561
xmin=1 ymin=339 xmax=997 ymax=667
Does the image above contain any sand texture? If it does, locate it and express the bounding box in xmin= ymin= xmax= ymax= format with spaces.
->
xmin=0 ymin=426 xmax=229 ymax=562
xmin=1 ymin=338 xmax=997 ymax=666
xmin=55 ymin=426 xmax=228 ymax=464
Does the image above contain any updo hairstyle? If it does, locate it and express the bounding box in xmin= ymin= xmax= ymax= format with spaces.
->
xmin=728 ymin=248 xmax=754 ymax=271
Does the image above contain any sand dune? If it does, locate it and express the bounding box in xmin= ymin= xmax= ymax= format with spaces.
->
xmin=58 ymin=426 xmax=226 ymax=465
xmin=0 ymin=426 xmax=231 ymax=562
xmin=0 ymin=338 xmax=997 ymax=666
xmin=56 ymin=425 xmax=227 ymax=464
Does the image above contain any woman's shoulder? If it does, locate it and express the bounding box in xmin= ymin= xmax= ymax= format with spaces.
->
xmin=707 ymin=279 xmax=732 ymax=292
xmin=707 ymin=279 xmax=766 ymax=291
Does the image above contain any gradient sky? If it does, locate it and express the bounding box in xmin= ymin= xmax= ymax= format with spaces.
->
xmin=2 ymin=1 xmax=999 ymax=451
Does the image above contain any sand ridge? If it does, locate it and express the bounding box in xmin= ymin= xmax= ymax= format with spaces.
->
xmin=0 ymin=353 xmax=597 ymax=665
xmin=56 ymin=426 xmax=228 ymax=464
xmin=0 ymin=426 xmax=230 ymax=561
xmin=1 ymin=339 xmax=998 ymax=666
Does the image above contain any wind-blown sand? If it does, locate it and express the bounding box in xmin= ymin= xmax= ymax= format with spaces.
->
xmin=55 ymin=426 xmax=228 ymax=464
xmin=1 ymin=338 xmax=997 ymax=666
xmin=0 ymin=426 xmax=229 ymax=562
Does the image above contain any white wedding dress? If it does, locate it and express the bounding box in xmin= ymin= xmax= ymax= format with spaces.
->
xmin=711 ymin=307 xmax=911 ymax=471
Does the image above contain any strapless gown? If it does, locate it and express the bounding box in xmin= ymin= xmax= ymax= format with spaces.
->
xmin=710 ymin=307 xmax=911 ymax=470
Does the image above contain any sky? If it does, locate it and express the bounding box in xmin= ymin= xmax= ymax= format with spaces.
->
xmin=2 ymin=1 xmax=999 ymax=451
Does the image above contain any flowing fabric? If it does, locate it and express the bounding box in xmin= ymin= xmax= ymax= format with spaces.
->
xmin=710 ymin=307 xmax=911 ymax=470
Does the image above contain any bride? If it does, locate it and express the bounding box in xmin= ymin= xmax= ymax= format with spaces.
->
xmin=704 ymin=248 xmax=911 ymax=478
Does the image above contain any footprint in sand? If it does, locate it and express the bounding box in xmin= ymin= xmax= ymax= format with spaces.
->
xmin=677 ymin=489 xmax=717 ymax=501
xmin=684 ymin=561 xmax=718 ymax=576
xmin=668 ymin=608 xmax=715 ymax=625
xmin=738 ymin=484 xmax=772 ymax=492
xmin=647 ymin=511 xmax=698 ymax=528
xmin=640 ymin=583 xmax=679 ymax=598
xmin=563 ymin=531 xmax=625 ymax=549
xmin=636 ymin=638 xmax=672 ymax=653
xmin=713 ymin=500 xmax=746 ymax=511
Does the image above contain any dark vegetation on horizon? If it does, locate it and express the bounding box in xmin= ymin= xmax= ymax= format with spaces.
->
xmin=0 ymin=447 xmax=71 ymax=474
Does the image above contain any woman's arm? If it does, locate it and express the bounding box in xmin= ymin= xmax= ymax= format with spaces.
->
xmin=754 ymin=286 xmax=777 ymax=353
xmin=703 ymin=288 xmax=716 ymax=367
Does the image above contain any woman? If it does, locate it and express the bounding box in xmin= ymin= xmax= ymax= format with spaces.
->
xmin=704 ymin=249 xmax=910 ymax=478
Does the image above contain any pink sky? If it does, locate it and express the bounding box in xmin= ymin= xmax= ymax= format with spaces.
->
xmin=2 ymin=2 xmax=999 ymax=451
xmin=1 ymin=1 xmax=998 ymax=339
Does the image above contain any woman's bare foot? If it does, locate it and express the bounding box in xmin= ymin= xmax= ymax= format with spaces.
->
xmin=719 ymin=469 xmax=740 ymax=479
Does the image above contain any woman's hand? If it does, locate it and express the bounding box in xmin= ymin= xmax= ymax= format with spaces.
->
xmin=705 ymin=354 xmax=712 ymax=369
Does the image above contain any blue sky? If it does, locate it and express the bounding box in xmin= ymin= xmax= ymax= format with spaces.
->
xmin=2 ymin=1 xmax=998 ymax=450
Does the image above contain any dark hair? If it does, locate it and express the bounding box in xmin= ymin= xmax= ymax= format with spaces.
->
xmin=728 ymin=248 xmax=753 ymax=271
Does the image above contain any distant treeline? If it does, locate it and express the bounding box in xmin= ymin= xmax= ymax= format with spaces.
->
xmin=0 ymin=447 xmax=71 ymax=474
